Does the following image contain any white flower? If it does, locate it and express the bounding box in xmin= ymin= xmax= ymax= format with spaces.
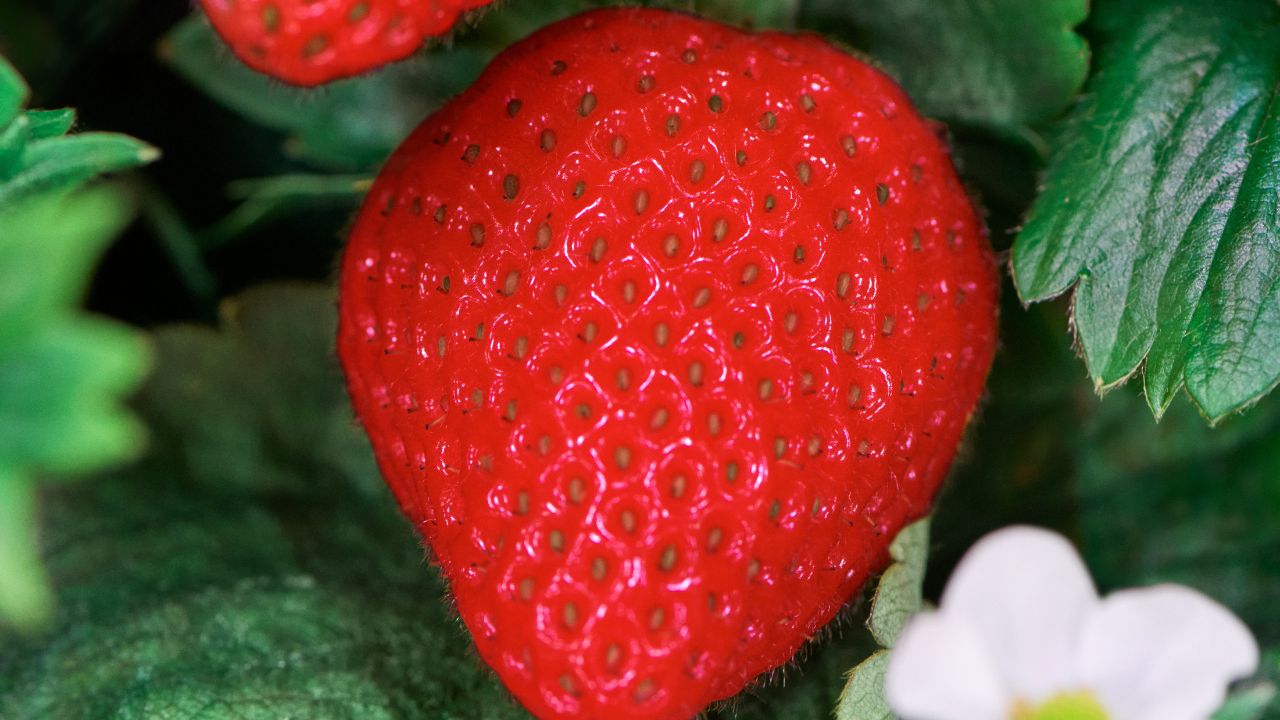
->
xmin=884 ymin=526 xmax=1259 ymax=720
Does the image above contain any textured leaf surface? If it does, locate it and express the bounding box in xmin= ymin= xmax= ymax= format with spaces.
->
xmin=0 ymin=188 xmax=150 ymax=630
xmin=835 ymin=650 xmax=892 ymax=720
xmin=798 ymin=0 xmax=1088 ymax=128
xmin=867 ymin=518 xmax=930 ymax=649
xmin=1012 ymin=0 xmax=1280 ymax=421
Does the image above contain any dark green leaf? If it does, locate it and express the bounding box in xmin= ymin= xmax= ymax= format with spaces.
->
xmin=1012 ymin=0 xmax=1280 ymax=421
xmin=201 ymin=174 xmax=371 ymax=249
xmin=1076 ymin=390 xmax=1280 ymax=647
xmin=797 ymin=0 xmax=1089 ymax=129
xmin=0 ymin=55 xmax=27 ymax=129
xmin=670 ymin=0 xmax=798 ymax=29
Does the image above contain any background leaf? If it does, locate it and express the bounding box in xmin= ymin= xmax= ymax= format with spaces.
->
xmin=797 ymin=0 xmax=1089 ymax=130
xmin=1012 ymin=0 xmax=1280 ymax=421
xmin=0 ymin=187 xmax=150 ymax=630
xmin=0 ymin=51 xmax=156 ymax=631
xmin=1215 ymin=680 xmax=1277 ymax=720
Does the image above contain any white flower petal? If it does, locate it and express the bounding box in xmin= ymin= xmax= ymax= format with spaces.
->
xmin=1078 ymin=584 xmax=1259 ymax=720
xmin=885 ymin=611 xmax=1008 ymax=720
xmin=939 ymin=526 xmax=1099 ymax=701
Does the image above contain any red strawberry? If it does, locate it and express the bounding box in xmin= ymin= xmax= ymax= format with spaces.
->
xmin=199 ymin=0 xmax=492 ymax=86
xmin=338 ymin=8 xmax=997 ymax=719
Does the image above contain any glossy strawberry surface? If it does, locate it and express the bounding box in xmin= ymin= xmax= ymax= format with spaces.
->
xmin=338 ymin=8 xmax=998 ymax=719
xmin=200 ymin=0 xmax=491 ymax=86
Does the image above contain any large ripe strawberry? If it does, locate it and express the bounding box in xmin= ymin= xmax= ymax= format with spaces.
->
xmin=338 ymin=8 xmax=997 ymax=719
xmin=199 ymin=0 xmax=492 ymax=86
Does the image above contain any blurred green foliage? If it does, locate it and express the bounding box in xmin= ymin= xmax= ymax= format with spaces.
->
xmin=0 ymin=53 xmax=154 ymax=630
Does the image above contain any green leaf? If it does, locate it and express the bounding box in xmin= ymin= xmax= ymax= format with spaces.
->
xmin=684 ymin=0 xmax=799 ymax=29
xmin=830 ymin=518 xmax=929 ymax=720
xmin=0 ymin=132 xmax=159 ymax=206
xmin=0 ymin=112 xmax=29 ymax=176
xmin=24 ymin=108 xmax=75 ymax=139
xmin=835 ymin=650 xmax=893 ymax=720
xmin=0 ymin=53 xmax=157 ymax=629
xmin=200 ymin=173 xmax=371 ymax=249
xmin=1011 ymin=0 xmax=1280 ymax=421
xmin=797 ymin=0 xmax=1089 ymax=129
xmin=0 ymin=55 xmax=27 ymax=129
xmin=0 ymin=470 xmax=50 ymax=631
xmin=0 ymin=187 xmax=151 ymax=630
xmin=1214 ymin=681 xmax=1277 ymax=720
xmin=867 ymin=517 xmax=930 ymax=648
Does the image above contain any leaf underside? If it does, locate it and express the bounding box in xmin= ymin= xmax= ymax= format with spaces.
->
xmin=1012 ymin=0 xmax=1280 ymax=422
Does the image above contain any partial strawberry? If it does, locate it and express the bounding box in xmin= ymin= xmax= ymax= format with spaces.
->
xmin=199 ymin=0 xmax=492 ymax=86
xmin=338 ymin=8 xmax=998 ymax=719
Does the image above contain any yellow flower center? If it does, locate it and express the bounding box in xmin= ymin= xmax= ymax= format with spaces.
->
xmin=1009 ymin=691 xmax=1110 ymax=720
